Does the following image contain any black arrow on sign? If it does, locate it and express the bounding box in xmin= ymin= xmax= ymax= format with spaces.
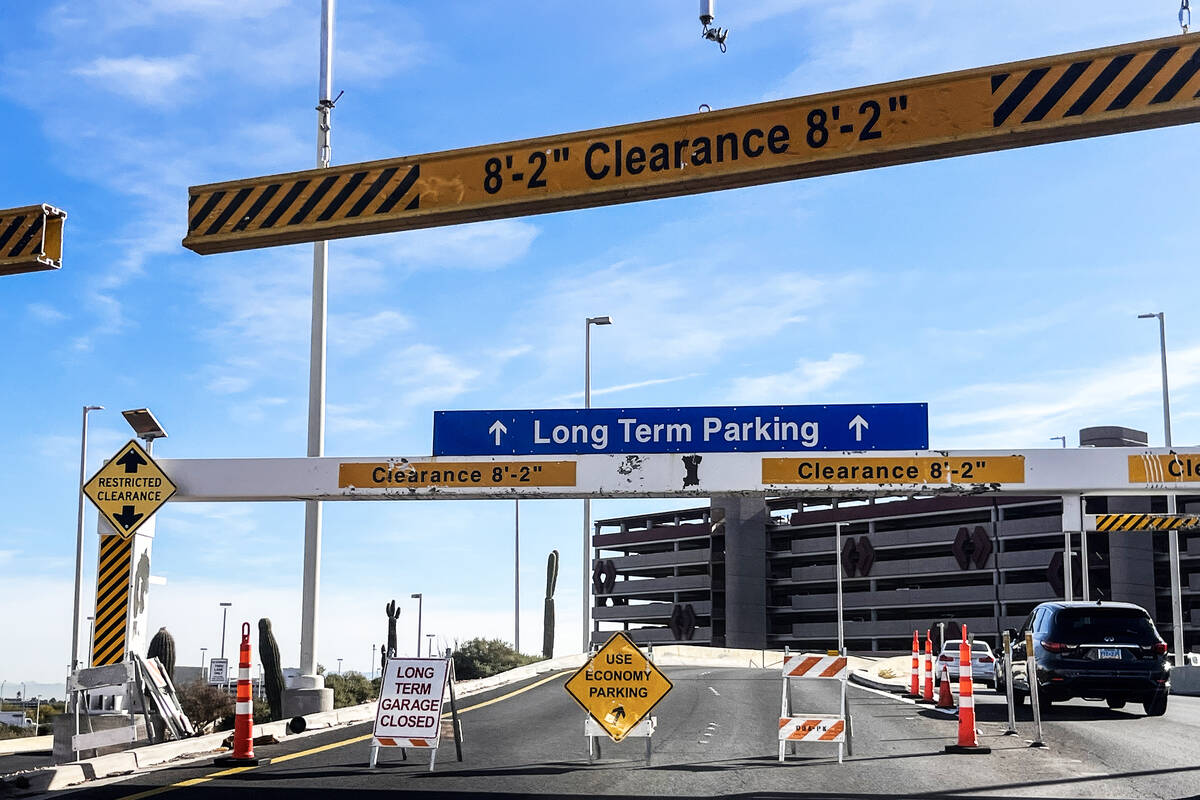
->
xmin=116 ymin=449 xmax=148 ymax=474
xmin=611 ymin=706 xmax=625 ymax=721
xmin=113 ymin=505 xmax=144 ymax=530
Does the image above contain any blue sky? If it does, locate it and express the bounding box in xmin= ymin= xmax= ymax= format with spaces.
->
xmin=3 ymin=1 xmax=1199 ymax=688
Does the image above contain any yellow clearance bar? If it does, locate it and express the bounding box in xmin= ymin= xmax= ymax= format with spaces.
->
xmin=339 ymin=461 xmax=577 ymax=489
xmin=1127 ymin=453 xmax=1200 ymax=483
xmin=184 ymin=35 xmax=1200 ymax=255
xmin=1096 ymin=513 xmax=1200 ymax=532
xmin=762 ymin=456 xmax=1026 ymax=486
xmin=0 ymin=204 xmax=66 ymax=275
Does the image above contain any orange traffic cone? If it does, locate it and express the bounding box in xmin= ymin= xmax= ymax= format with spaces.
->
xmin=908 ymin=630 xmax=921 ymax=697
xmin=937 ymin=665 xmax=954 ymax=709
xmin=215 ymin=622 xmax=268 ymax=766
xmin=945 ymin=624 xmax=991 ymax=754
xmin=921 ymin=630 xmax=934 ymax=703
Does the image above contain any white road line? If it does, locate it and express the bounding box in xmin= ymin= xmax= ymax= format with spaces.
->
xmin=708 ymin=686 xmax=720 ymax=696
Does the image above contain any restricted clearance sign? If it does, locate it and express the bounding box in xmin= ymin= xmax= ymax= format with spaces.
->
xmin=83 ymin=440 xmax=177 ymax=539
xmin=432 ymin=403 xmax=928 ymax=456
xmin=564 ymin=632 xmax=672 ymax=742
xmin=373 ymin=658 xmax=449 ymax=748
xmin=151 ymin=446 xmax=1200 ymax=501
xmin=183 ymin=34 xmax=1200 ymax=255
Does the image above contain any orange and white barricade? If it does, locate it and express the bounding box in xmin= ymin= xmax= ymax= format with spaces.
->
xmin=214 ymin=622 xmax=264 ymax=766
xmin=779 ymin=647 xmax=849 ymax=764
xmin=922 ymin=630 xmax=934 ymax=702
xmin=908 ymin=630 xmax=921 ymax=697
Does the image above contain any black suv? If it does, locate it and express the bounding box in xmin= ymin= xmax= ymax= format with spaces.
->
xmin=996 ymin=601 xmax=1170 ymax=715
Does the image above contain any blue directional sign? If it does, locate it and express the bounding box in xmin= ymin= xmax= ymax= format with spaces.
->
xmin=433 ymin=404 xmax=927 ymax=456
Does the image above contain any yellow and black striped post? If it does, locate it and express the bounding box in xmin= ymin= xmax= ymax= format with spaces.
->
xmin=1095 ymin=513 xmax=1200 ymax=532
xmin=91 ymin=534 xmax=134 ymax=667
xmin=0 ymin=204 xmax=66 ymax=275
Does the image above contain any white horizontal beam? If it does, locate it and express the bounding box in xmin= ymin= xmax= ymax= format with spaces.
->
xmin=152 ymin=447 xmax=1200 ymax=502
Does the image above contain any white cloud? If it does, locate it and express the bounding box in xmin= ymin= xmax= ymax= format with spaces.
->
xmin=27 ymin=303 xmax=66 ymax=323
xmin=364 ymin=220 xmax=540 ymax=272
xmin=73 ymin=56 xmax=197 ymax=106
xmin=728 ymin=353 xmax=865 ymax=404
xmin=332 ymin=311 xmax=411 ymax=356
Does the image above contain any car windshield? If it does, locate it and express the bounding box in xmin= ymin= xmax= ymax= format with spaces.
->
xmin=940 ymin=641 xmax=991 ymax=653
xmin=1050 ymin=608 xmax=1158 ymax=644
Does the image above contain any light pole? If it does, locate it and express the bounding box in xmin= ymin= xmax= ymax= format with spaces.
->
xmin=1138 ymin=311 xmax=1185 ymax=666
xmin=1050 ymin=436 xmax=1066 ymax=448
xmin=200 ymin=647 xmax=207 ymax=680
xmin=219 ymin=602 xmax=232 ymax=660
xmin=426 ymin=633 xmax=436 ymax=658
xmin=583 ymin=315 xmax=613 ymax=653
xmin=71 ymin=405 xmax=103 ymax=677
xmin=337 ymin=658 xmax=343 ymax=675
xmin=411 ymin=593 xmax=423 ymax=657
xmin=370 ymin=644 xmax=376 ymax=679
xmin=514 ymin=499 xmax=520 ymax=652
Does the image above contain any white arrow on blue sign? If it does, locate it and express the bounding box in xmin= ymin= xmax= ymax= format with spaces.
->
xmin=432 ymin=404 xmax=927 ymax=456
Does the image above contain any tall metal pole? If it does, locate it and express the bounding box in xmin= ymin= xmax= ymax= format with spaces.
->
xmin=835 ymin=522 xmax=845 ymax=652
xmin=514 ymin=499 xmax=520 ymax=652
xmin=1140 ymin=312 xmax=1184 ymax=666
xmin=71 ymin=405 xmax=102 ymax=676
xmin=300 ymin=0 xmax=334 ymax=692
xmin=219 ymin=602 xmax=232 ymax=659
xmin=583 ymin=321 xmax=592 ymax=654
xmin=412 ymin=593 xmax=423 ymax=657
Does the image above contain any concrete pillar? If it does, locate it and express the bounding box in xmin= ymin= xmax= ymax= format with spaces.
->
xmin=711 ymin=495 xmax=767 ymax=649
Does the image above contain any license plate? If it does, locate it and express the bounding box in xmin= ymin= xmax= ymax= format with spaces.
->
xmin=1098 ymin=648 xmax=1121 ymax=659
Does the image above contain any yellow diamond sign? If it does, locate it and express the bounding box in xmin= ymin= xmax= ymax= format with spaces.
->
xmin=564 ymin=631 xmax=672 ymax=742
xmin=83 ymin=440 xmax=176 ymax=539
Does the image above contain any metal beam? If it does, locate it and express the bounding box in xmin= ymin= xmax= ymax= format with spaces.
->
xmin=0 ymin=204 xmax=66 ymax=275
xmin=184 ymin=34 xmax=1200 ymax=255
xmin=151 ymin=447 xmax=1200 ymax=502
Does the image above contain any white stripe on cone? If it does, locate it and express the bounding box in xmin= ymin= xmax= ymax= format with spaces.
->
xmin=235 ymin=701 xmax=253 ymax=715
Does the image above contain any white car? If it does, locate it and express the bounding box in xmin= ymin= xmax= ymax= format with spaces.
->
xmin=936 ymin=640 xmax=996 ymax=687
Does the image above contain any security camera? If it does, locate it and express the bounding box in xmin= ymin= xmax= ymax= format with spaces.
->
xmin=700 ymin=0 xmax=728 ymax=52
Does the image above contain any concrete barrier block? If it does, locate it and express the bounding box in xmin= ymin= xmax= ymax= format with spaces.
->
xmin=1171 ymin=665 xmax=1200 ymax=696
xmin=84 ymin=751 xmax=139 ymax=779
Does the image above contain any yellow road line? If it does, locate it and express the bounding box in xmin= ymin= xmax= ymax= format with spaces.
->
xmin=114 ymin=669 xmax=570 ymax=799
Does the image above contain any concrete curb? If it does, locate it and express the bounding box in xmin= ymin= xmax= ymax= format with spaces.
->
xmin=849 ymin=669 xmax=907 ymax=694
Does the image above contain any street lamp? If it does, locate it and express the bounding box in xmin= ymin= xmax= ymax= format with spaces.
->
xmin=426 ymin=634 xmax=436 ymax=658
xmin=71 ymin=405 xmax=103 ymax=677
xmin=514 ymin=499 xmax=520 ymax=653
xmin=370 ymin=644 xmax=376 ymax=680
xmin=200 ymin=647 xmax=207 ymax=680
xmin=219 ymin=602 xmax=232 ymax=660
xmin=411 ymin=593 xmax=423 ymax=657
xmin=1139 ymin=311 xmax=1185 ymax=667
xmin=1050 ymin=436 xmax=1066 ymax=448
xmin=583 ymin=315 xmax=613 ymax=653
xmin=337 ymin=658 xmax=343 ymax=675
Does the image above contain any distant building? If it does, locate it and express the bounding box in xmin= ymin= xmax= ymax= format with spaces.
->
xmin=591 ymin=426 xmax=1199 ymax=653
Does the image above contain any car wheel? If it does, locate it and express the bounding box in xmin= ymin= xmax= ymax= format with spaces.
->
xmin=1106 ymin=697 xmax=1126 ymax=710
xmin=1143 ymin=691 xmax=1168 ymax=717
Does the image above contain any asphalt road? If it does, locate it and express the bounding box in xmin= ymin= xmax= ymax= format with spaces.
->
xmin=26 ymin=668 xmax=1200 ymax=799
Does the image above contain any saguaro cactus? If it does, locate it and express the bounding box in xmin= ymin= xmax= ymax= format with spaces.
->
xmin=543 ymin=550 xmax=559 ymax=659
xmin=147 ymin=627 xmax=176 ymax=680
xmin=385 ymin=600 xmax=401 ymax=658
xmin=258 ymin=618 xmax=285 ymax=721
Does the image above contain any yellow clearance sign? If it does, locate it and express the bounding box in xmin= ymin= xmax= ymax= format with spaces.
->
xmin=762 ymin=455 xmax=1026 ymax=486
xmin=184 ymin=35 xmax=1200 ymax=255
xmin=338 ymin=460 xmax=576 ymax=489
xmin=1127 ymin=453 xmax=1200 ymax=483
xmin=83 ymin=440 xmax=177 ymax=539
xmin=564 ymin=632 xmax=672 ymax=742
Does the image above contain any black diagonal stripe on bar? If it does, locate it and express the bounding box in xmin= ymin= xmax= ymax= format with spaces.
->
xmin=375 ymin=165 xmax=421 ymax=214
xmin=990 ymin=73 xmax=1010 ymax=93
xmin=189 ymin=194 xmax=199 ymax=209
xmin=317 ymin=171 xmax=368 ymax=221
xmin=1108 ymin=47 xmax=1178 ymax=111
xmin=231 ymin=184 xmax=281 ymax=232
xmin=260 ymin=180 xmax=310 ymax=229
xmin=0 ymin=215 xmax=27 ymax=252
xmin=189 ymin=191 xmax=226 ymax=233
xmin=288 ymin=175 xmax=340 ymax=226
xmin=1152 ymin=46 xmax=1200 ymax=102
xmin=204 ymin=187 xmax=254 ymax=237
xmin=1065 ymin=53 xmax=1135 ymax=116
xmin=346 ymin=167 xmax=398 ymax=217
xmin=7 ymin=214 xmax=42 ymax=258
xmin=93 ymin=608 xmax=126 ymax=647
xmin=96 ymin=539 xmax=125 ymax=576
xmin=993 ymin=67 xmax=1050 ymax=127
xmin=1023 ymin=61 xmax=1091 ymax=123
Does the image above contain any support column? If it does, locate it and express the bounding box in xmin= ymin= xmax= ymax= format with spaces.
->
xmin=711 ymin=495 xmax=767 ymax=649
